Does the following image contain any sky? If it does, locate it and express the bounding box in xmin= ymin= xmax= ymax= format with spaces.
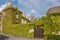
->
xmin=0 ymin=0 xmax=60 ymax=18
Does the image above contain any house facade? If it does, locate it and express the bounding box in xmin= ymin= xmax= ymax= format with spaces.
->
xmin=2 ymin=2 xmax=31 ymax=24
xmin=47 ymin=6 xmax=60 ymax=35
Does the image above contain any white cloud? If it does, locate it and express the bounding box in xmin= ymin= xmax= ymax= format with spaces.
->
xmin=17 ymin=0 xmax=42 ymax=13
xmin=45 ymin=0 xmax=60 ymax=5
xmin=29 ymin=10 xmax=39 ymax=18
xmin=45 ymin=0 xmax=58 ymax=2
xmin=0 ymin=3 xmax=7 ymax=12
xmin=17 ymin=0 xmax=60 ymax=18
xmin=30 ymin=10 xmax=37 ymax=15
xmin=18 ymin=0 xmax=42 ymax=9
xmin=30 ymin=10 xmax=36 ymax=13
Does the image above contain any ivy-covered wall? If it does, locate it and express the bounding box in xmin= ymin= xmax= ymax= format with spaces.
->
xmin=2 ymin=8 xmax=34 ymax=38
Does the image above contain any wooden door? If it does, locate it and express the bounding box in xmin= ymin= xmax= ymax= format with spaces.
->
xmin=34 ymin=27 xmax=44 ymax=38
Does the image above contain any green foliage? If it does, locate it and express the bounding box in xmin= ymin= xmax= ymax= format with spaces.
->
xmin=2 ymin=8 xmax=34 ymax=38
xmin=49 ymin=12 xmax=60 ymax=16
xmin=47 ymin=35 xmax=60 ymax=40
xmin=2 ymin=7 xmax=60 ymax=38
xmin=35 ymin=12 xmax=60 ymax=35
xmin=3 ymin=24 xmax=34 ymax=38
xmin=35 ymin=16 xmax=53 ymax=35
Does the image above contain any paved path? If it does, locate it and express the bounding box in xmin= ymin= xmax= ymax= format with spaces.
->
xmin=0 ymin=34 xmax=44 ymax=40
xmin=1 ymin=34 xmax=31 ymax=40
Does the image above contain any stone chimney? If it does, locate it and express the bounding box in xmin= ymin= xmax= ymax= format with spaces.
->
xmin=30 ymin=16 xmax=35 ymax=21
xmin=6 ymin=2 xmax=12 ymax=7
xmin=3 ymin=2 xmax=17 ymax=11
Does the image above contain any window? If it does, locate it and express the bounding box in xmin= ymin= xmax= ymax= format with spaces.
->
xmin=12 ymin=11 xmax=22 ymax=24
xmin=16 ymin=13 xmax=18 ymax=19
xmin=12 ymin=12 xmax=19 ymax=24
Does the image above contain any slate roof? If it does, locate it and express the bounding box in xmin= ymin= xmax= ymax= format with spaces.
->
xmin=47 ymin=6 xmax=60 ymax=15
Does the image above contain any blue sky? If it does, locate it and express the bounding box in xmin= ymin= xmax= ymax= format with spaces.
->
xmin=0 ymin=0 xmax=60 ymax=18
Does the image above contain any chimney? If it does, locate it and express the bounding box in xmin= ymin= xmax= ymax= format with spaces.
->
xmin=30 ymin=16 xmax=35 ymax=21
xmin=6 ymin=2 xmax=12 ymax=8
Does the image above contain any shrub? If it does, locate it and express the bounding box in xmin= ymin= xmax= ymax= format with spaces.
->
xmin=47 ymin=35 xmax=60 ymax=40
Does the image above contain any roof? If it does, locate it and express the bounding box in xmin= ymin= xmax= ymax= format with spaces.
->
xmin=2 ymin=2 xmax=22 ymax=14
xmin=47 ymin=6 xmax=60 ymax=15
xmin=2 ymin=2 xmax=31 ymax=22
xmin=2 ymin=7 xmax=22 ymax=14
xmin=21 ymin=16 xmax=31 ymax=22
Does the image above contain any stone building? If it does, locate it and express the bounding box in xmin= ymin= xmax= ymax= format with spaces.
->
xmin=2 ymin=2 xmax=31 ymax=24
xmin=47 ymin=6 xmax=60 ymax=35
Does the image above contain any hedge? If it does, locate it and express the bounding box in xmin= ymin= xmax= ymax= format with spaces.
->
xmin=47 ymin=35 xmax=60 ymax=40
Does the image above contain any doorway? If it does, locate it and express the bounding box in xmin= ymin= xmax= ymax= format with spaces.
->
xmin=34 ymin=26 xmax=44 ymax=38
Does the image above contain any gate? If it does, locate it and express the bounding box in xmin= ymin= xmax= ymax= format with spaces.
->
xmin=34 ymin=26 xmax=44 ymax=38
